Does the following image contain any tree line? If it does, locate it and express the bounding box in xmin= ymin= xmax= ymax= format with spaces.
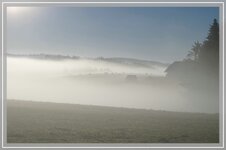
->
xmin=165 ymin=19 xmax=219 ymax=89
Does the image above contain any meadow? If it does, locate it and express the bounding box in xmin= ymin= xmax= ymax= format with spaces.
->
xmin=7 ymin=100 xmax=219 ymax=143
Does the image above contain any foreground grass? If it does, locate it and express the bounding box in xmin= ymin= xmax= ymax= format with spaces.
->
xmin=7 ymin=100 xmax=219 ymax=143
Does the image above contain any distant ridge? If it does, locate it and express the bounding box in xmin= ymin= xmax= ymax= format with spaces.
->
xmin=7 ymin=53 xmax=80 ymax=60
xmin=7 ymin=53 xmax=168 ymax=67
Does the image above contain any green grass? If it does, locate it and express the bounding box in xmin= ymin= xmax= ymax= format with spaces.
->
xmin=7 ymin=100 xmax=219 ymax=143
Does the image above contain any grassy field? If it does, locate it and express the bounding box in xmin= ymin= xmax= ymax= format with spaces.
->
xmin=7 ymin=100 xmax=219 ymax=143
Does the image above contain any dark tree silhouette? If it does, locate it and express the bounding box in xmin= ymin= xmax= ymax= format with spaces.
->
xmin=166 ymin=18 xmax=219 ymax=86
xmin=187 ymin=41 xmax=202 ymax=61
xmin=199 ymin=18 xmax=219 ymax=76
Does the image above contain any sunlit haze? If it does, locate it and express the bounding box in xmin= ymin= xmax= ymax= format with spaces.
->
xmin=6 ymin=6 xmax=219 ymax=113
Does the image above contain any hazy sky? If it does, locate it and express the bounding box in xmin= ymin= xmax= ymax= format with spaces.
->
xmin=7 ymin=7 xmax=219 ymax=63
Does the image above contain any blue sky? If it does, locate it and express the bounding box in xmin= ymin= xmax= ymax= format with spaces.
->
xmin=7 ymin=7 xmax=219 ymax=63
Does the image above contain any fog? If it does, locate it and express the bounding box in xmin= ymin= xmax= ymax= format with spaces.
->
xmin=7 ymin=56 xmax=218 ymax=113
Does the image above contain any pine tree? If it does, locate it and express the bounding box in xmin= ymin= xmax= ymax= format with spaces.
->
xmin=187 ymin=41 xmax=202 ymax=61
xmin=199 ymin=18 xmax=219 ymax=74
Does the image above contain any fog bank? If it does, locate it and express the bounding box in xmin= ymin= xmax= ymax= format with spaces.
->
xmin=7 ymin=56 xmax=218 ymax=113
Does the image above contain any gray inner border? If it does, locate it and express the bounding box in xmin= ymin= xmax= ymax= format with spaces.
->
xmin=1 ymin=0 xmax=224 ymax=149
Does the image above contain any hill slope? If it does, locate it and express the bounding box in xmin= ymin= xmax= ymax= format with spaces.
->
xmin=7 ymin=100 xmax=219 ymax=143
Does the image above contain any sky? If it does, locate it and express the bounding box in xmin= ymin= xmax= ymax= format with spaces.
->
xmin=7 ymin=7 xmax=219 ymax=63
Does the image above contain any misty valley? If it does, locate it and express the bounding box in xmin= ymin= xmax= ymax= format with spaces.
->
xmin=7 ymin=54 xmax=218 ymax=113
xmin=6 ymin=12 xmax=220 ymax=143
xmin=6 ymin=55 xmax=219 ymax=143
